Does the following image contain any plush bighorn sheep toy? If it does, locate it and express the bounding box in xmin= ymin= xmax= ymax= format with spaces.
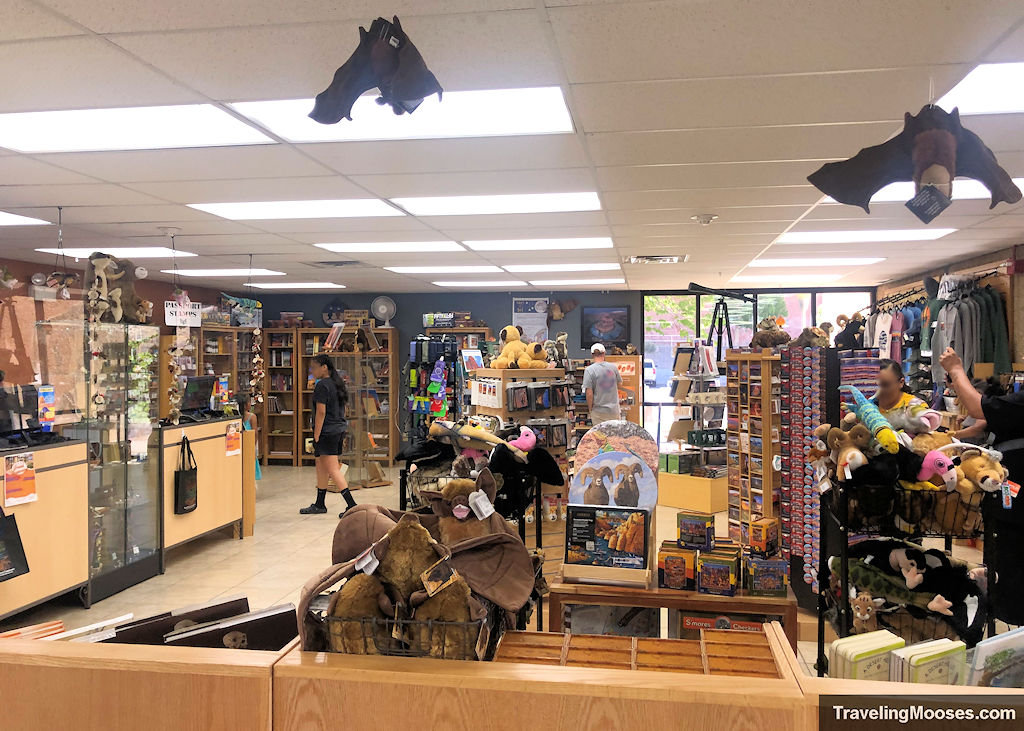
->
xmin=613 ymin=461 xmax=643 ymax=507
xmin=578 ymin=464 xmax=613 ymax=505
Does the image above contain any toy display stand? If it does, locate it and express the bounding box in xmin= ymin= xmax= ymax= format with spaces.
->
xmin=560 ymin=564 xmax=653 ymax=589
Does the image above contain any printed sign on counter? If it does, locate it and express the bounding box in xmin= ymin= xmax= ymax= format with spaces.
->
xmin=225 ymin=421 xmax=242 ymax=457
xmin=3 ymin=452 xmax=37 ymax=507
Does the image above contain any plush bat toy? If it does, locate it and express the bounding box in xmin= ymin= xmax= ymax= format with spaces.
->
xmin=310 ymin=16 xmax=442 ymax=124
xmin=808 ymin=105 xmax=1021 ymax=213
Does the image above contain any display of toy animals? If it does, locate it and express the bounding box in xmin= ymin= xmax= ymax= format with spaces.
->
xmin=791 ymin=326 xmax=830 ymax=348
xmin=749 ymin=317 xmax=792 ymax=348
xmin=841 ymin=385 xmax=900 ymax=453
xmin=827 ymin=424 xmax=871 ymax=481
xmin=492 ymin=325 xmax=528 ymax=369
xmin=542 ymin=339 xmax=558 ymax=363
xmin=834 ymin=313 xmax=865 ymax=350
xmin=420 ymin=469 xmax=503 ymax=546
xmin=851 ymin=591 xmax=884 ymax=633
xmin=624 ymin=343 xmax=638 ymax=356
xmin=519 ymin=342 xmax=551 ymax=369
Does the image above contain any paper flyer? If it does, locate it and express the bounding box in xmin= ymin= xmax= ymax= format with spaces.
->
xmin=512 ymin=297 xmax=549 ymax=344
xmin=37 ymin=386 xmax=55 ymax=432
xmin=3 ymin=452 xmax=37 ymax=507
xmin=225 ymin=421 xmax=242 ymax=457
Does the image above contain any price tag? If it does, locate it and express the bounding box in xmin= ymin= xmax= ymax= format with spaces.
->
xmin=468 ymin=490 xmax=495 ymax=520
xmin=354 ymin=546 xmax=379 ymax=575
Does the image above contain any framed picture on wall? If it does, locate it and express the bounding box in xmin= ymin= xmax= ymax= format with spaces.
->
xmin=581 ymin=306 xmax=630 ymax=349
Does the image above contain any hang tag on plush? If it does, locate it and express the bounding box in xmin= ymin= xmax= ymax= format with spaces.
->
xmin=844 ymin=465 xmax=852 ymax=481
xmin=1002 ymin=483 xmax=1013 ymax=509
xmin=905 ymin=185 xmax=952 ymax=224
xmin=1007 ymin=480 xmax=1020 ymax=499
xmin=420 ymin=558 xmax=460 ymax=597
xmin=354 ymin=546 xmax=379 ymax=575
xmin=468 ymin=490 xmax=495 ymax=520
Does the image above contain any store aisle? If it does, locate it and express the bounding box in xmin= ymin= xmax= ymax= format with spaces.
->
xmin=0 ymin=466 xmax=400 ymax=633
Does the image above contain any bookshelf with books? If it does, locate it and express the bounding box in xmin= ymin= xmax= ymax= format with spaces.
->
xmin=264 ymin=328 xmax=298 ymax=465
xmin=198 ymin=326 xmax=237 ymax=392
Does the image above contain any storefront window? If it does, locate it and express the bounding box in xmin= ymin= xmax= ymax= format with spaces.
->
xmin=757 ymin=293 xmax=811 ymax=339
xmin=815 ymin=291 xmax=873 ymax=335
xmin=699 ymin=295 xmax=755 ymax=355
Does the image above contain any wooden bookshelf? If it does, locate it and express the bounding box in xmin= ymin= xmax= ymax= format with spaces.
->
xmin=424 ymin=326 xmax=493 ymax=349
xmin=264 ymin=327 xmax=298 ymax=465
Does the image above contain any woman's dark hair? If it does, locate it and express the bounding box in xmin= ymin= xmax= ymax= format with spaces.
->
xmin=234 ymin=393 xmax=250 ymax=410
xmin=878 ymin=359 xmax=911 ymax=393
xmin=313 ymin=354 xmax=348 ymax=409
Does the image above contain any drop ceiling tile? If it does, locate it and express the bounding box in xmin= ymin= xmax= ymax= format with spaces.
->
xmin=304 ymin=135 xmax=588 ymax=176
xmin=606 ymin=206 xmax=809 ymax=225
xmin=548 ymin=0 xmax=1022 ymax=82
xmin=0 ymin=183 xmax=165 ymax=207
xmin=0 ymin=155 xmax=100 ymax=185
xmin=248 ymin=217 xmax=432 ymax=234
xmin=120 ymin=232 xmax=302 ymax=255
xmin=432 ymin=225 xmax=611 ymax=242
xmin=9 ymin=203 xmax=215 ymax=225
xmin=975 ymin=214 xmax=1024 ymax=229
xmin=611 ymin=221 xmax=790 ymax=238
xmin=0 ymin=37 xmax=201 ymax=113
xmin=602 ymin=187 xmax=821 ymax=210
xmin=73 ymin=218 xmax=265 ymax=236
xmin=123 ymin=176 xmax=370 ymax=204
xmin=984 ymin=22 xmax=1024 ymax=62
xmin=354 ymin=168 xmax=595 ymax=198
xmin=426 ymin=211 xmax=609 ymax=231
xmin=596 ymin=161 xmax=824 ymax=192
xmin=37 ymin=145 xmax=332 ymax=183
xmin=0 ymin=0 xmax=85 ymax=41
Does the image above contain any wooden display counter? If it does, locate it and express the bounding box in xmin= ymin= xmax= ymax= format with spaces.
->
xmin=0 ymin=440 xmax=88 ymax=621
xmin=0 ymin=638 xmax=296 ymax=731
xmin=160 ymin=418 xmax=244 ymax=551
xmin=272 ymin=624 xmax=808 ymax=731
xmin=658 ymin=472 xmax=728 ymax=513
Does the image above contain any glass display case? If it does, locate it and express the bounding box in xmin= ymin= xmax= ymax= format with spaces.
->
xmin=36 ymin=320 xmax=162 ymax=603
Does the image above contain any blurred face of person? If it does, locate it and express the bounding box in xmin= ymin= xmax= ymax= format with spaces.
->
xmin=877 ymin=365 xmax=905 ymax=406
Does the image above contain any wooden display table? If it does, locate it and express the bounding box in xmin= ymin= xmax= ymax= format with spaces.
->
xmin=547 ymin=580 xmax=798 ymax=651
xmin=658 ymin=472 xmax=728 ymax=513
xmin=0 ymin=441 xmax=88 ymax=621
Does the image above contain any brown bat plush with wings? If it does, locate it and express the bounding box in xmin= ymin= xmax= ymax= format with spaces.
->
xmin=808 ymin=105 xmax=1021 ymax=213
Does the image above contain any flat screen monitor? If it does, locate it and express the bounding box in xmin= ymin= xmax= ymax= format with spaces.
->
xmin=180 ymin=376 xmax=217 ymax=411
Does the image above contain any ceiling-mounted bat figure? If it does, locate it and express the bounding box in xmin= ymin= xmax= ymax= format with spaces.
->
xmin=578 ymin=465 xmax=613 ymax=505
xmin=309 ymin=15 xmax=442 ymax=124
xmin=808 ymin=105 xmax=1021 ymax=214
xmin=613 ymin=461 xmax=644 ymax=507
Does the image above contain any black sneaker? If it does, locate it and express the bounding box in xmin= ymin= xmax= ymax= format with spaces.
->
xmin=300 ymin=504 xmax=327 ymax=515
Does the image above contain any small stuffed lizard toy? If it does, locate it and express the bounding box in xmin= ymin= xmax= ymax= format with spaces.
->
xmin=840 ymin=385 xmax=899 ymax=453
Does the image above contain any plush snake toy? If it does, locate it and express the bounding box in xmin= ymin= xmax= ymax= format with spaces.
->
xmin=840 ymin=385 xmax=899 ymax=454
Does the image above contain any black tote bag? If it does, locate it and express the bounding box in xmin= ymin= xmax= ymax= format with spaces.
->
xmin=0 ymin=507 xmax=30 ymax=583
xmin=174 ymin=435 xmax=199 ymax=514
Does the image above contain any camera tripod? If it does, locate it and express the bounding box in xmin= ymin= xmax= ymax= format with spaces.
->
xmin=705 ymin=296 xmax=734 ymax=362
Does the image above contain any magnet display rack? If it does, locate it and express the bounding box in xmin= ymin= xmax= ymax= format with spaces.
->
xmin=263 ymin=327 xmax=297 ymax=465
xmin=724 ymin=350 xmax=781 ymax=546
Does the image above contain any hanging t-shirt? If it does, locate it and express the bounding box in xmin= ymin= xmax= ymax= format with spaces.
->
xmin=873 ymin=312 xmax=892 ymax=352
xmin=889 ymin=312 xmax=905 ymax=363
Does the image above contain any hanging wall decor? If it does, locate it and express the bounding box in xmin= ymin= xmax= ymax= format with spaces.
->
xmin=808 ymin=105 xmax=1022 ymax=222
xmin=250 ymin=328 xmax=265 ymax=406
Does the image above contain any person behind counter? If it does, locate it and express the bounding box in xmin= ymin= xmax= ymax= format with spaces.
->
xmin=939 ymin=346 xmax=1023 ymax=624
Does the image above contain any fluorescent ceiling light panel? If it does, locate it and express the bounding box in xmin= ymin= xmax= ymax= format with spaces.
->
xmin=36 ymin=247 xmax=196 ymax=258
xmin=465 ymin=237 xmax=613 ymax=252
xmin=529 ymin=278 xmax=626 ymax=286
xmin=188 ymin=199 xmax=402 ymax=220
xmin=937 ymin=63 xmax=1024 ymax=115
xmin=503 ymin=263 xmax=621 ymax=273
xmin=385 ymin=265 xmax=501 ymax=274
xmin=315 ymin=241 xmax=464 ymax=253
xmin=0 ymin=104 xmax=272 ymax=153
xmin=777 ymin=229 xmax=955 ymax=244
xmin=432 ymin=280 xmax=526 ymax=288
xmin=245 ymin=282 xmax=345 ymax=289
xmin=731 ymin=274 xmax=844 ymax=283
xmin=748 ymin=257 xmax=884 ymax=268
xmin=160 ymin=268 xmax=284 ymax=277
xmin=0 ymin=211 xmax=50 ymax=226
xmin=391 ymin=192 xmax=601 ymax=216
xmin=231 ymin=87 xmax=573 ymax=143
xmin=826 ymin=179 xmax=1024 ymax=204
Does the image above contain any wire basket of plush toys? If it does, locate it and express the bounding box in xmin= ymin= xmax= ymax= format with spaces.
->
xmin=324 ymin=615 xmax=488 ymax=660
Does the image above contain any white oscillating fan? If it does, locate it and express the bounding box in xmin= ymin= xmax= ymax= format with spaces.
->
xmin=371 ymin=295 xmax=397 ymax=328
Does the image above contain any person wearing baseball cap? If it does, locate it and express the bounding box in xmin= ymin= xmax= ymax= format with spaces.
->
xmin=583 ymin=343 xmax=622 ymax=425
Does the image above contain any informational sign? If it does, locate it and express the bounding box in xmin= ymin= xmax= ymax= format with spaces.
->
xmin=164 ymin=300 xmax=202 ymax=326
xmin=37 ymin=386 xmax=55 ymax=432
xmin=512 ymin=297 xmax=549 ymax=344
xmin=615 ymin=361 xmax=636 ymax=377
xmin=225 ymin=421 xmax=242 ymax=457
xmin=3 ymin=452 xmax=37 ymax=508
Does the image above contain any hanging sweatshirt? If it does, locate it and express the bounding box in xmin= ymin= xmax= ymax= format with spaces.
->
xmin=989 ymin=287 xmax=1011 ymax=374
xmin=920 ymin=298 xmax=947 ymax=355
xmin=931 ymin=303 xmax=959 ymax=386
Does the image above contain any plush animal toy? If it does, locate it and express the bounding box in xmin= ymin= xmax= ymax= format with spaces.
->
xmin=905 ymin=450 xmax=959 ymax=492
xmin=749 ymin=317 xmax=792 ymax=349
xmin=880 ymin=395 xmax=942 ymax=435
xmin=547 ymin=301 xmax=564 ymax=322
xmin=420 ymin=469 xmax=504 ymax=547
xmin=851 ymin=591 xmax=884 ymax=633
xmin=578 ymin=464 xmax=613 ymax=505
xmin=543 ymin=339 xmax=558 ymax=363
xmin=327 ymin=573 xmax=388 ymax=654
xmin=791 ymin=327 xmax=830 ymax=348
xmin=625 ymin=343 xmax=638 ymax=356
xmin=841 ymin=385 xmax=899 ymax=454
xmin=958 ymin=448 xmax=1008 ymax=493
xmin=834 ymin=314 xmax=865 ymax=350
xmin=508 ymin=426 xmax=537 ymax=452
xmin=492 ymin=325 xmax=528 ymax=369
xmin=911 ymin=431 xmax=954 ymax=456
xmin=817 ymin=321 xmax=834 ymax=344
xmin=411 ymin=570 xmax=477 ymax=659
xmin=613 ymin=461 xmax=643 ymax=507
xmin=518 ymin=342 xmax=551 ymax=369
xmin=553 ymin=332 xmax=569 ymax=364
xmin=827 ymin=424 xmax=871 ymax=480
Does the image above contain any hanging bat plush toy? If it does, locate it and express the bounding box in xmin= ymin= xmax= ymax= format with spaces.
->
xmin=808 ymin=105 xmax=1021 ymax=214
xmin=310 ymin=16 xmax=442 ymax=124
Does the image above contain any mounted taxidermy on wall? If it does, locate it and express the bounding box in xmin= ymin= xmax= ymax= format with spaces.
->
xmin=807 ymin=105 xmax=1021 ymax=220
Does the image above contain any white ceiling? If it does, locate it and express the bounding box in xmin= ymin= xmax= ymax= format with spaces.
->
xmin=0 ymin=0 xmax=1022 ymax=293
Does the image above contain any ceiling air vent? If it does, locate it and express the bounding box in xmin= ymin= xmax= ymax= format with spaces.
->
xmin=625 ymin=255 xmax=689 ymax=265
xmin=315 ymin=260 xmax=363 ymax=267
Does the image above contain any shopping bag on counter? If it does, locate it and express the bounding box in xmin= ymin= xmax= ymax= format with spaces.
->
xmin=174 ymin=435 xmax=199 ymax=514
xmin=0 ymin=507 xmax=30 ymax=582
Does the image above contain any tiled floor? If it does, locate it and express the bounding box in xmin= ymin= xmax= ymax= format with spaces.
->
xmin=0 ymin=465 xmax=400 ymax=633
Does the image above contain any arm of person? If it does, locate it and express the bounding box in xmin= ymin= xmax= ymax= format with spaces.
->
xmin=953 ymin=420 xmax=988 ymax=440
xmin=586 ymin=388 xmax=594 ymax=410
xmin=582 ymin=366 xmax=595 ymax=410
xmin=314 ymin=402 xmax=326 ymax=442
xmin=939 ymin=347 xmax=983 ymax=419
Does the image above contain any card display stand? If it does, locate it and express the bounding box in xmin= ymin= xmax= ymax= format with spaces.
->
xmin=423 ymin=326 xmax=492 ymax=350
xmin=606 ymin=354 xmax=642 ymax=424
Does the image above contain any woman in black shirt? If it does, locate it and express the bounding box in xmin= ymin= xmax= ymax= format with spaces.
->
xmin=299 ymin=355 xmax=358 ymax=516
xmin=940 ymin=347 xmax=1024 ymax=624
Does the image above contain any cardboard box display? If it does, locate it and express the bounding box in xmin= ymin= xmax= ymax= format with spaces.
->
xmin=744 ymin=554 xmax=789 ymax=597
xmin=676 ymin=511 xmax=714 ymax=551
xmin=697 ymin=552 xmax=739 ymax=596
xmin=657 ymin=541 xmax=696 ymax=590
xmin=749 ymin=517 xmax=779 ymax=557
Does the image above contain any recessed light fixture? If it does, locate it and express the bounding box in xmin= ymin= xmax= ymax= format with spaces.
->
xmin=188 ymin=199 xmax=403 ymax=220
xmin=385 ymin=265 xmax=501 ymax=274
xmin=0 ymin=211 xmax=50 ymax=226
xmin=0 ymin=104 xmax=272 ymax=153
xmin=937 ymin=63 xmax=1024 ymax=115
xmin=314 ymin=241 xmax=464 ymax=253
xmin=432 ymin=280 xmax=527 ymax=288
xmin=626 ymin=255 xmax=686 ymax=264
xmin=159 ymin=268 xmax=285 ymax=277
xmin=731 ymin=274 xmax=844 ymax=283
xmin=529 ymin=278 xmax=626 ymax=286
xmin=465 ymin=237 xmax=614 ymax=252
xmin=391 ymin=192 xmax=601 ymax=216
xmin=777 ymin=229 xmax=955 ymax=244
xmin=244 ymin=282 xmax=346 ymax=289
xmin=231 ymin=87 xmax=573 ymax=143
xmin=748 ymin=257 xmax=885 ymax=268
xmin=36 ymin=246 xmax=197 ymax=258
xmin=502 ymin=263 xmax=621 ymax=273
xmin=826 ymin=179 xmax=1024 ymax=204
